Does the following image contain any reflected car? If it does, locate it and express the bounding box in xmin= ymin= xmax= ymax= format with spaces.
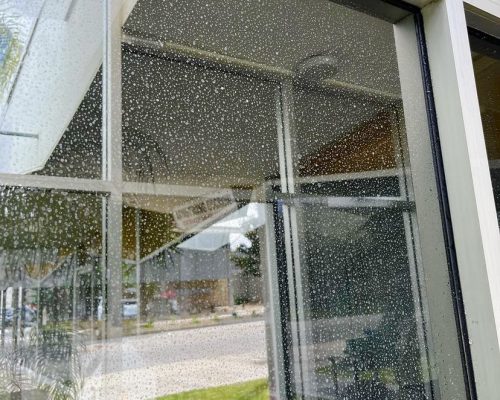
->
xmin=96 ymin=297 xmax=139 ymax=320
xmin=1 ymin=306 xmax=36 ymax=327
xmin=122 ymin=299 xmax=139 ymax=319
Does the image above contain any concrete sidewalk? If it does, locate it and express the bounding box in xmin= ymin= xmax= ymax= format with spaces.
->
xmin=81 ymin=320 xmax=268 ymax=400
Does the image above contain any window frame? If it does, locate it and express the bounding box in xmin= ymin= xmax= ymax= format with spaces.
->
xmin=422 ymin=0 xmax=500 ymax=399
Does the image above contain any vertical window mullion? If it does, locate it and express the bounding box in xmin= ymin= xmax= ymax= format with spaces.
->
xmin=102 ymin=0 xmax=123 ymax=343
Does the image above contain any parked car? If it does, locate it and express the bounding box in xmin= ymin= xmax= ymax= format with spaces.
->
xmin=1 ymin=306 xmax=36 ymax=327
xmin=2 ymin=307 xmax=14 ymax=326
xmin=96 ymin=297 xmax=139 ymax=320
xmin=122 ymin=299 xmax=139 ymax=319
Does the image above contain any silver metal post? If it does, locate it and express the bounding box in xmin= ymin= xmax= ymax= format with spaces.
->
xmin=135 ymin=208 xmax=141 ymax=333
xmin=103 ymin=0 xmax=123 ymax=339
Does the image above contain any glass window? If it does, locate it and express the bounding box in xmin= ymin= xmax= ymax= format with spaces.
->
xmin=0 ymin=1 xmax=102 ymax=178
xmin=119 ymin=195 xmax=276 ymax=397
xmin=469 ymin=28 xmax=500 ymax=224
xmin=0 ymin=1 xmax=471 ymax=399
xmin=117 ymin=1 xmax=468 ymax=399
xmin=0 ymin=187 xmax=103 ymax=398
xmin=122 ymin=53 xmax=279 ymax=186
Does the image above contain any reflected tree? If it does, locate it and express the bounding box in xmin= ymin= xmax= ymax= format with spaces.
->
xmin=231 ymin=230 xmax=261 ymax=278
xmin=0 ymin=328 xmax=86 ymax=399
xmin=0 ymin=187 xmax=101 ymax=399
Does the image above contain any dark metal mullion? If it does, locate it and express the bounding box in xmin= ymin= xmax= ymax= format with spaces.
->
xmin=273 ymin=200 xmax=295 ymax=400
xmin=414 ymin=12 xmax=478 ymax=400
xmin=277 ymin=81 xmax=308 ymax=399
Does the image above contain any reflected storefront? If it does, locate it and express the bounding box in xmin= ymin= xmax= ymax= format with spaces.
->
xmin=0 ymin=0 xmax=498 ymax=399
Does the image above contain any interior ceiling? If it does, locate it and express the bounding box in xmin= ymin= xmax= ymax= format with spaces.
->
xmin=43 ymin=0 xmax=402 ymax=200
xmin=124 ymin=0 xmax=401 ymax=96
xmin=120 ymin=0 xmax=401 ymax=189
xmin=121 ymin=52 xmax=392 ymax=188
xmin=122 ymin=53 xmax=280 ymax=187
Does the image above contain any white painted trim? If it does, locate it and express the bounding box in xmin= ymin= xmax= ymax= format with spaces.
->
xmin=103 ymin=0 xmax=123 ymax=185
xmin=422 ymin=0 xmax=500 ymax=397
xmin=465 ymin=0 xmax=500 ymax=18
xmin=394 ymin=15 xmax=468 ymax=399
xmin=101 ymin=0 xmax=123 ymax=345
xmin=0 ymin=173 xmax=113 ymax=192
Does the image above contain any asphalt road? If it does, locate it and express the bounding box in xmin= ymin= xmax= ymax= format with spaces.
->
xmin=81 ymin=320 xmax=268 ymax=400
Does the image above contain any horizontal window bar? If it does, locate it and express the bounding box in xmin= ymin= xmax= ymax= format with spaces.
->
xmin=282 ymin=195 xmax=413 ymax=210
xmin=0 ymin=173 xmax=114 ymax=193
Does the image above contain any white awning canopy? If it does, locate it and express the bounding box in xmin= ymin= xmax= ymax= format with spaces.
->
xmin=178 ymin=203 xmax=266 ymax=252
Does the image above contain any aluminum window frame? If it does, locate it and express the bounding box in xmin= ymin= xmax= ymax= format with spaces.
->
xmin=421 ymin=0 xmax=500 ymax=399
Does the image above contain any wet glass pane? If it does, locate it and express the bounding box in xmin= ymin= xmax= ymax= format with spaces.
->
xmin=121 ymin=4 xmax=282 ymax=394
xmin=122 ymin=52 xmax=279 ymax=187
xmin=0 ymin=1 xmax=102 ymax=178
xmin=289 ymin=204 xmax=431 ymax=398
xmin=0 ymin=0 xmax=469 ymax=399
xmin=470 ymin=31 xmax=500 ymax=224
xmin=283 ymin=5 xmax=445 ymax=398
xmin=117 ymin=1 xmax=468 ymax=399
xmin=0 ymin=186 xmax=103 ymax=398
xmin=294 ymin=88 xmax=403 ymax=197
xmin=118 ymin=195 xmax=278 ymax=398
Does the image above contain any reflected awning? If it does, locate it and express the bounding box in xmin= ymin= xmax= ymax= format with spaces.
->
xmin=178 ymin=203 xmax=266 ymax=252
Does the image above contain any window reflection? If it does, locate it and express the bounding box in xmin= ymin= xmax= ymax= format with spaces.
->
xmin=0 ymin=0 xmax=103 ymax=178
xmin=119 ymin=194 xmax=274 ymax=397
xmin=0 ymin=187 xmax=102 ymax=398
xmin=0 ymin=0 xmax=470 ymax=399
xmin=470 ymin=29 xmax=500 ymax=224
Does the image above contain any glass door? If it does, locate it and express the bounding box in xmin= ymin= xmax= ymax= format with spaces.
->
xmin=272 ymin=81 xmax=436 ymax=399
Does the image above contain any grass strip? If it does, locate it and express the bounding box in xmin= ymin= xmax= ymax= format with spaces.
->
xmin=155 ymin=378 xmax=269 ymax=400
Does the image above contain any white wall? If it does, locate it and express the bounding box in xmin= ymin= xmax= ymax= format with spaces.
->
xmin=0 ymin=0 xmax=138 ymax=174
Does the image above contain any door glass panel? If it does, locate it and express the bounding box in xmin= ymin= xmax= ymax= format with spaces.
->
xmin=469 ymin=29 xmax=500 ymax=224
xmin=289 ymin=202 xmax=428 ymax=398
xmin=286 ymin=79 xmax=436 ymax=397
xmin=281 ymin=4 xmax=463 ymax=400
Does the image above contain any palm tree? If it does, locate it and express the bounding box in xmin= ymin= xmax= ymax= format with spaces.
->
xmin=0 ymin=327 xmax=86 ymax=399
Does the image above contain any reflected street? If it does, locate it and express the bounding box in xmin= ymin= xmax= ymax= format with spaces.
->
xmin=82 ymin=320 xmax=267 ymax=400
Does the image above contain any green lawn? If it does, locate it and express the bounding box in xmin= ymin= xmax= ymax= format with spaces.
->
xmin=155 ymin=379 xmax=269 ymax=400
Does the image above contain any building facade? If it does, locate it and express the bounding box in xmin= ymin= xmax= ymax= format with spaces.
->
xmin=0 ymin=0 xmax=499 ymax=399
